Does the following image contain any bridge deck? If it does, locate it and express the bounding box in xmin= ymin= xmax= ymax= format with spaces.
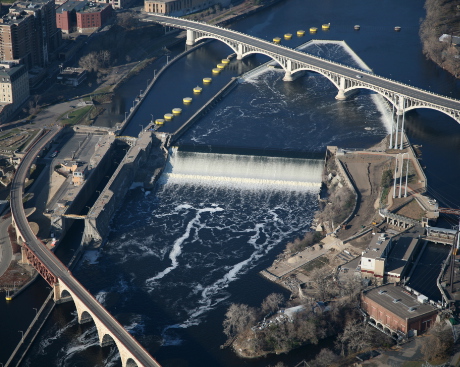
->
xmin=148 ymin=15 xmax=460 ymax=113
xmin=10 ymin=127 xmax=160 ymax=367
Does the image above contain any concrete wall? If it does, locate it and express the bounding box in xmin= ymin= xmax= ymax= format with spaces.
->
xmin=83 ymin=131 xmax=154 ymax=243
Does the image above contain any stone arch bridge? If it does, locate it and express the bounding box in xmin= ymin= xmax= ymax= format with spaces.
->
xmin=10 ymin=127 xmax=161 ymax=367
xmin=148 ymin=14 xmax=460 ymax=124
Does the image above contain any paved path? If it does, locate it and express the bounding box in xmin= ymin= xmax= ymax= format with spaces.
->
xmin=0 ymin=216 xmax=12 ymax=278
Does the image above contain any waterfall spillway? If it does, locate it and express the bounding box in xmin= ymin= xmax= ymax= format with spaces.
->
xmin=161 ymin=147 xmax=324 ymax=191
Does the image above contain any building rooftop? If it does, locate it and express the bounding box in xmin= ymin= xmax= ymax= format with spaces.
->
xmin=361 ymin=233 xmax=391 ymax=259
xmin=57 ymin=0 xmax=110 ymax=13
xmin=363 ymin=284 xmax=438 ymax=320
xmin=385 ymin=236 xmax=420 ymax=276
xmin=0 ymin=63 xmax=25 ymax=79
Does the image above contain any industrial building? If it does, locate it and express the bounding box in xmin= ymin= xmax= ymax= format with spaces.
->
xmin=56 ymin=0 xmax=112 ymax=33
xmin=361 ymin=284 xmax=439 ymax=339
xmin=145 ymin=0 xmax=230 ymax=16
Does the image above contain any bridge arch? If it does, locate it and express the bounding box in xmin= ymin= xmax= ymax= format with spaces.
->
xmin=291 ymin=67 xmax=340 ymax=89
xmin=126 ymin=358 xmax=140 ymax=367
xmin=194 ymin=35 xmax=239 ymax=56
xmin=240 ymin=50 xmax=285 ymax=69
xmin=403 ymin=105 xmax=460 ymax=123
xmin=57 ymin=280 xmax=143 ymax=367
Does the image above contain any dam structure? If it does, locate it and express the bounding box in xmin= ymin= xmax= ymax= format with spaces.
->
xmin=163 ymin=145 xmax=324 ymax=191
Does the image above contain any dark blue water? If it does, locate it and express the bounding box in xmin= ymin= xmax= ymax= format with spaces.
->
xmin=4 ymin=0 xmax=460 ymax=366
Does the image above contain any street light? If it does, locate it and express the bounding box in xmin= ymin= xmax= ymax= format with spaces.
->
xmin=146 ymin=79 xmax=150 ymax=88
xmin=139 ymin=124 xmax=143 ymax=132
xmin=140 ymin=89 xmax=143 ymax=97
xmin=154 ymin=69 xmax=157 ymax=79
xmin=166 ymin=55 xmax=170 ymax=64
xmin=124 ymin=111 xmax=128 ymax=122
xmin=33 ymin=308 xmax=37 ymax=316
xmin=18 ymin=330 xmax=24 ymax=343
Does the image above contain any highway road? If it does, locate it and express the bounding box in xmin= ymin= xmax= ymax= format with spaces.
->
xmin=149 ymin=15 xmax=460 ymax=113
xmin=10 ymin=127 xmax=161 ymax=367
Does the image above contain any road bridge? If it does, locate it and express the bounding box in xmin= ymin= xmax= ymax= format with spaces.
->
xmin=10 ymin=127 xmax=161 ymax=367
xmin=148 ymin=14 xmax=460 ymax=124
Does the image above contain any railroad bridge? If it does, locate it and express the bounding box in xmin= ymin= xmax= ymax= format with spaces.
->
xmin=10 ymin=127 xmax=160 ymax=367
xmin=148 ymin=14 xmax=460 ymax=124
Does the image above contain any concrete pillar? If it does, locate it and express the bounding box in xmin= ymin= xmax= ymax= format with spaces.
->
xmin=186 ymin=29 xmax=196 ymax=46
xmin=335 ymin=77 xmax=347 ymax=100
xmin=236 ymin=44 xmax=243 ymax=60
xmin=21 ymin=246 xmax=29 ymax=265
xmin=53 ymin=283 xmax=61 ymax=302
xmin=283 ymin=60 xmax=293 ymax=81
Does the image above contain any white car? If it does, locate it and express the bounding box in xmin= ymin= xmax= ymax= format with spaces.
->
xmin=356 ymin=75 xmax=363 ymax=79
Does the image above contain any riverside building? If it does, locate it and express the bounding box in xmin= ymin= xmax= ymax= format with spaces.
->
xmin=145 ymin=0 xmax=230 ymax=16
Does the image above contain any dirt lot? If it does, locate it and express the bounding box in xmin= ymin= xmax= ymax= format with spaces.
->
xmin=337 ymin=153 xmax=392 ymax=240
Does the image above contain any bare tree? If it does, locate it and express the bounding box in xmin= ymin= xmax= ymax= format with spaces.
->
xmin=222 ymin=303 xmax=257 ymax=340
xmin=311 ymin=348 xmax=338 ymax=367
xmin=117 ymin=12 xmax=136 ymax=30
xmin=310 ymin=267 xmax=334 ymax=301
xmin=421 ymin=322 xmax=453 ymax=362
xmin=261 ymin=293 xmax=285 ymax=315
xmin=336 ymin=319 xmax=372 ymax=356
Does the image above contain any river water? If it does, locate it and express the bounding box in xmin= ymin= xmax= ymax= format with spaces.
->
xmin=3 ymin=0 xmax=460 ymax=366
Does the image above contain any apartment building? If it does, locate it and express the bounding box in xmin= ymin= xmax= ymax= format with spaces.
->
xmin=0 ymin=0 xmax=61 ymax=69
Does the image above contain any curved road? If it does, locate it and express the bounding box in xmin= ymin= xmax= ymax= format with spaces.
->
xmin=149 ymin=15 xmax=460 ymax=113
xmin=10 ymin=127 xmax=160 ymax=367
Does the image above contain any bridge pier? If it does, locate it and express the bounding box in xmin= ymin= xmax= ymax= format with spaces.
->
xmin=236 ymin=44 xmax=243 ymax=60
xmin=186 ymin=29 xmax=196 ymax=46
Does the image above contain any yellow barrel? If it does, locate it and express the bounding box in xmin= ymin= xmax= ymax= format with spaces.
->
xmin=273 ymin=37 xmax=281 ymax=43
xmin=297 ymin=30 xmax=305 ymax=37
xmin=217 ymin=63 xmax=226 ymax=69
xmin=5 ymin=296 xmax=12 ymax=301
xmin=203 ymin=77 xmax=212 ymax=84
xmin=164 ymin=113 xmax=173 ymax=121
xmin=322 ymin=23 xmax=330 ymax=30
xmin=221 ymin=58 xmax=230 ymax=64
xmin=155 ymin=119 xmax=165 ymax=125
xmin=212 ymin=68 xmax=221 ymax=74
xmin=354 ymin=25 xmax=360 ymax=30
xmin=193 ymin=86 xmax=202 ymax=93
xmin=284 ymin=33 xmax=292 ymax=40
xmin=309 ymin=27 xmax=317 ymax=33
xmin=394 ymin=26 xmax=401 ymax=31
xmin=172 ymin=108 xmax=182 ymax=115
xmin=183 ymin=97 xmax=192 ymax=104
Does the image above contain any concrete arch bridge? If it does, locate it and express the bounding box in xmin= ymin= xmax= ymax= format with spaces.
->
xmin=148 ymin=14 xmax=460 ymax=124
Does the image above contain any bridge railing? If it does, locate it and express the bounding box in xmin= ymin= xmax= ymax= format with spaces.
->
xmin=153 ymin=15 xmax=460 ymax=107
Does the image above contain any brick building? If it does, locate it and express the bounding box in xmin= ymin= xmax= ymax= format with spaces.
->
xmin=56 ymin=1 xmax=112 ymax=34
xmin=0 ymin=0 xmax=61 ymax=69
xmin=145 ymin=0 xmax=230 ymax=16
xmin=361 ymin=284 xmax=439 ymax=338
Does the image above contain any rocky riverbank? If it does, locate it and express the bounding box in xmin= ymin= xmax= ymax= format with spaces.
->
xmin=420 ymin=0 xmax=460 ymax=78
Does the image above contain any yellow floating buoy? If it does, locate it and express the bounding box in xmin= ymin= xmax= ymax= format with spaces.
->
xmin=297 ymin=30 xmax=305 ymax=37
xmin=155 ymin=119 xmax=165 ymax=125
xmin=221 ymin=59 xmax=230 ymax=64
xmin=322 ymin=23 xmax=330 ymax=30
xmin=183 ymin=97 xmax=192 ymax=104
xmin=284 ymin=33 xmax=292 ymax=40
xmin=273 ymin=37 xmax=281 ymax=44
xmin=217 ymin=63 xmax=226 ymax=69
xmin=164 ymin=113 xmax=174 ymax=121
xmin=172 ymin=108 xmax=182 ymax=115
xmin=203 ymin=77 xmax=212 ymax=84
xmin=394 ymin=26 xmax=401 ymax=31
xmin=354 ymin=25 xmax=360 ymax=30
xmin=212 ymin=68 xmax=221 ymax=74
xmin=309 ymin=27 xmax=317 ymax=33
xmin=5 ymin=296 xmax=12 ymax=301
xmin=193 ymin=86 xmax=202 ymax=93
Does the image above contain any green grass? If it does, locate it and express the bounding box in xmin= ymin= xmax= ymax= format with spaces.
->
xmin=60 ymin=106 xmax=93 ymax=126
